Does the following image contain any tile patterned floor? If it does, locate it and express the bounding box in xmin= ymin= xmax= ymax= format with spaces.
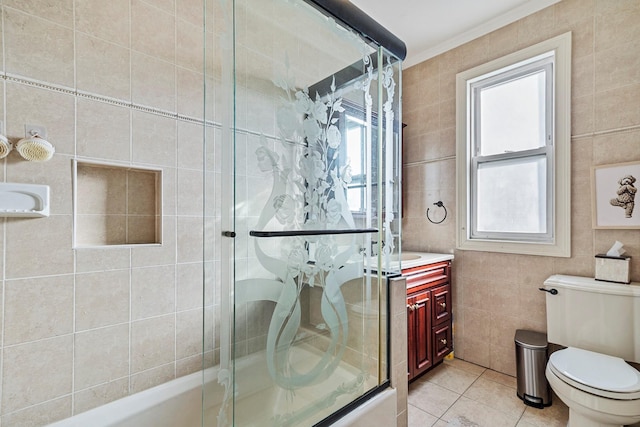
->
xmin=407 ymin=358 xmax=569 ymax=427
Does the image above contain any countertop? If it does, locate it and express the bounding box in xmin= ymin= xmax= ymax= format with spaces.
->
xmin=397 ymin=251 xmax=454 ymax=270
xmin=372 ymin=251 xmax=454 ymax=272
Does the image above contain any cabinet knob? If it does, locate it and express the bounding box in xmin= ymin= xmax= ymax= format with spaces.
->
xmin=440 ymin=338 xmax=447 ymax=345
xmin=407 ymin=304 xmax=418 ymax=311
xmin=439 ymin=302 xmax=446 ymax=309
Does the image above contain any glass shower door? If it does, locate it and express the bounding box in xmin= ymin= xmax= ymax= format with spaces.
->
xmin=206 ymin=1 xmax=403 ymax=425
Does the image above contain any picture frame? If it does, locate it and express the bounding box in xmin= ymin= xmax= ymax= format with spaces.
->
xmin=591 ymin=160 xmax=640 ymax=229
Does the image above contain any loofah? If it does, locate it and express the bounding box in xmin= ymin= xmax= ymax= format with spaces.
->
xmin=16 ymin=135 xmax=55 ymax=162
xmin=0 ymin=135 xmax=11 ymax=159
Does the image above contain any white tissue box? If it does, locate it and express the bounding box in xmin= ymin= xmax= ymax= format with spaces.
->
xmin=595 ymin=254 xmax=631 ymax=284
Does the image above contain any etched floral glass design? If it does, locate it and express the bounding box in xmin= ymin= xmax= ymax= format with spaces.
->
xmin=209 ymin=1 xmax=402 ymax=425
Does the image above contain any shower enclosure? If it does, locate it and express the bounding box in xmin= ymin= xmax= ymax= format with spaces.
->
xmin=206 ymin=0 xmax=404 ymax=425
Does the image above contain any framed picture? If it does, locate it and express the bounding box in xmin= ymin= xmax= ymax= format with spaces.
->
xmin=591 ymin=161 xmax=640 ymax=229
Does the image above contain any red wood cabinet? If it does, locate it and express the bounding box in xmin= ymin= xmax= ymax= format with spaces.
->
xmin=406 ymin=260 xmax=452 ymax=381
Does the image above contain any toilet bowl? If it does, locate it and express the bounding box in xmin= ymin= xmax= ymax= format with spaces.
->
xmin=546 ymin=347 xmax=640 ymax=427
xmin=542 ymin=275 xmax=640 ymax=427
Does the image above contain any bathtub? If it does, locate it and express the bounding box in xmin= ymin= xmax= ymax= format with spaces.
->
xmin=47 ymin=346 xmax=396 ymax=427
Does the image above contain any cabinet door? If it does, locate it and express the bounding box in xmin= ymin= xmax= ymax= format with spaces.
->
xmin=407 ymin=296 xmax=416 ymax=380
xmin=432 ymin=284 xmax=451 ymax=325
xmin=433 ymin=322 xmax=453 ymax=363
xmin=408 ymin=289 xmax=432 ymax=379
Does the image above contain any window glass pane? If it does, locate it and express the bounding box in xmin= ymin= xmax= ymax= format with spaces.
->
xmin=347 ymin=123 xmax=363 ymax=175
xmin=479 ymin=71 xmax=546 ymax=156
xmin=347 ymin=187 xmax=362 ymax=212
xmin=476 ymin=156 xmax=547 ymax=233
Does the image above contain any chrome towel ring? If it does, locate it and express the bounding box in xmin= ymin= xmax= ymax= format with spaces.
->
xmin=426 ymin=201 xmax=447 ymax=224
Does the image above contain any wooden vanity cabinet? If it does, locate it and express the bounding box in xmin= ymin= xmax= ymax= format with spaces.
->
xmin=406 ymin=260 xmax=452 ymax=381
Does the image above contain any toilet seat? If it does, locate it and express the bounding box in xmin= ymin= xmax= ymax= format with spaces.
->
xmin=549 ymin=347 xmax=640 ymax=400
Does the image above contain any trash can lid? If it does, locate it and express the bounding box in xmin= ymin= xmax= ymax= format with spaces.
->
xmin=515 ymin=329 xmax=547 ymax=349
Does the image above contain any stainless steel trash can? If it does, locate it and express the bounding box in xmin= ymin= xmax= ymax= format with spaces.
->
xmin=515 ymin=329 xmax=551 ymax=408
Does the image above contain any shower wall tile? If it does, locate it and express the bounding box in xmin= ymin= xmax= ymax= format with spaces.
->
xmin=177 ymin=216 xmax=204 ymax=263
xmin=177 ymin=0 xmax=203 ymax=27
xmin=75 ymin=270 xmax=130 ymax=331
xmin=176 ymin=353 xmax=207 ymax=378
xmin=130 ymin=363 xmax=175 ymax=394
xmin=161 ymin=167 xmax=178 ymax=216
xmin=76 ymin=32 xmax=131 ymax=100
xmin=1 ymin=335 xmax=73 ymax=413
xmin=5 ymin=216 xmax=74 ymax=279
xmin=76 ymin=99 xmax=131 ymax=161
xmin=177 ymin=121 xmax=205 ymax=170
xmin=177 ymin=169 xmax=204 ymax=215
xmin=131 ymin=314 xmax=176 ymax=373
xmin=177 ymin=19 xmax=205 ymax=72
xmin=74 ymin=0 xmax=130 ymax=47
xmin=74 ymin=324 xmax=130 ymax=390
xmin=5 ymin=82 xmax=76 ymax=156
xmin=131 ymin=0 xmax=176 ymax=63
xmin=132 ymin=111 xmax=178 ymax=167
xmin=4 ymin=0 xmax=73 ymax=28
xmin=75 ymin=247 xmax=131 ymax=273
xmin=176 ymin=308 xmax=204 ymax=359
xmin=1 ymin=396 xmax=71 ymax=427
xmin=4 ymin=275 xmax=73 ymax=345
xmin=132 ymin=52 xmax=177 ymax=111
xmin=4 ymin=8 xmax=74 ymax=87
xmin=131 ymin=215 xmax=177 ymax=267
xmin=73 ymin=378 xmax=129 ymax=415
xmin=177 ymin=262 xmax=205 ymax=310
xmin=131 ymin=265 xmax=176 ymax=320
xmin=143 ymin=0 xmax=176 ymax=15
xmin=177 ymin=67 xmax=205 ymax=119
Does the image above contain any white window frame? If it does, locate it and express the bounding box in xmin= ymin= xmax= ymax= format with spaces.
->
xmin=456 ymin=32 xmax=572 ymax=257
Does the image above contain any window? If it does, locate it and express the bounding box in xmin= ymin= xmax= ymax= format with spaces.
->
xmin=340 ymin=102 xmax=379 ymax=215
xmin=345 ymin=114 xmax=367 ymax=212
xmin=456 ymin=32 xmax=571 ymax=257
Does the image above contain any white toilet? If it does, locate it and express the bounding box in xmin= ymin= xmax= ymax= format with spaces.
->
xmin=543 ymin=274 xmax=640 ymax=427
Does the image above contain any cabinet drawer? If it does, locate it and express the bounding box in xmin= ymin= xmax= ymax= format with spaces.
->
xmin=406 ymin=268 xmax=448 ymax=292
xmin=431 ymin=284 xmax=451 ymax=325
xmin=433 ymin=323 xmax=452 ymax=362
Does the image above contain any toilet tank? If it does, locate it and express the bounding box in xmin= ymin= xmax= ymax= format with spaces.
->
xmin=543 ymin=274 xmax=640 ymax=363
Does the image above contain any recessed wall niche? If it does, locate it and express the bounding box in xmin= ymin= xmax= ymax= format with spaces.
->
xmin=74 ymin=161 xmax=162 ymax=247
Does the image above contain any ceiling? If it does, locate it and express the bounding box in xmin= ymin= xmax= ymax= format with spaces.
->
xmin=349 ymin=0 xmax=561 ymax=68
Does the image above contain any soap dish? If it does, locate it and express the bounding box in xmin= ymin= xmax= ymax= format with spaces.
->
xmin=0 ymin=183 xmax=50 ymax=217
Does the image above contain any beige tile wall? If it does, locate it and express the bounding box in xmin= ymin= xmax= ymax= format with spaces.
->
xmin=0 ymin=0 xmax=220 ymax=425
xmin=402 ymin=0 xmax=640 ymax=376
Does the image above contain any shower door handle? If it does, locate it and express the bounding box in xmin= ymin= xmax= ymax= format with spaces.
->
xmin=222 ymin=231 xmax=236 ymax=238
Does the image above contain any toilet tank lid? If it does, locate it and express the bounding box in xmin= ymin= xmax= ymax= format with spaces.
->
xmin=544 ymin=274 xmax=640 ymax=296
xmin=514 ymin=330 xmax=547 ymax=349
xmin=550 ymin=347 xmax=640 ymax=393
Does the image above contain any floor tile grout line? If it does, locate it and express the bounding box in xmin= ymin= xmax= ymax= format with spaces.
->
xmin=411 ymin=367 xmax=529 ymax=427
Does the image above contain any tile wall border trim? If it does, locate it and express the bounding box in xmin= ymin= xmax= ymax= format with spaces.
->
xmin=1 ymin=73 xmax=293 ymax=145
xmin=3 ymin=73 xmax=211 ymax=127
